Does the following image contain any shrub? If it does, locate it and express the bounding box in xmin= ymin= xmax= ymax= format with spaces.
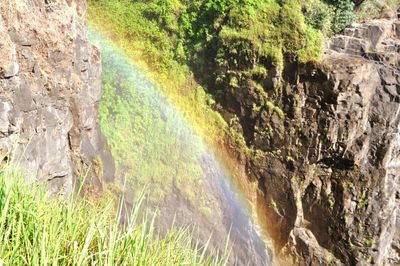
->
xmin=302 ymin=0 xmax=335 ymax=34
xmin=327 ymin=0 xmax=356 ymax=33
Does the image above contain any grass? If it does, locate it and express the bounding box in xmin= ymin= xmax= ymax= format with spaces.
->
xmin=0 ymin=163 xmax=228 ymax=265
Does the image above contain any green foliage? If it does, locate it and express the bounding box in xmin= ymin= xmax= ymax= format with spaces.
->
xmin=303 ymin=0 xmax=334 ymax=34
xmin=328 ymin=196 xmax=335 ymax=209
xmin=303 ymin=0 xmax=362 ymax=34
xmin=179 ymin=0 xmax=240 ymax=55
xmin=216 ymin=0 xmax=322 ymax=71
xmin=358 ymin=190 xmax=369 ymax=208
xmin=327 ymin=0 xmax=356 ymax=33
xmin=286 ymin=156 xmax=295 ymax=162
xmin=96 ymin=54 xmax=206 ymax=202
xmin=298 ymin=26 xmax=324 ymax=61
xmin=88 ymin=0 xmax=227 ymax=143
xmin=252 ymin=103 xmax=262 ymax=113
xmin=250 ymin=65 xmax=268 ymax=79
xmin=0 ymin=164 xmax=226 ymax=265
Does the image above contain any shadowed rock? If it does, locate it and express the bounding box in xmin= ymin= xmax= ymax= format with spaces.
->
xmin=218 ymin=18 xmax=400 ymax=265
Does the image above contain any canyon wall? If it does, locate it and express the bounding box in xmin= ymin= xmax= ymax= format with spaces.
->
xmin=1 ymin=0 xmax=398 ymax=264
xmin=222 ymin=18 xmax=400 ymax=265
xmin=0 ymin=0 xmax=114 ymax=194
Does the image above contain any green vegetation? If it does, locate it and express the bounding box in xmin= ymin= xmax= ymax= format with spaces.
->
xmin=97 ymin=56 xmax=206 ymax=201
xmin=0 ymin=163 xmax=226 ymax=265
xmin=286 ymin=156 xmax=295 ymax=163
xmin=358 ymin=190 xmax=369 ymax=208
xmin=328 ymin=0 xmax=356 ymax=33
xmin=364 ymin=238 xmax=374 ymax=248
xmin=88 ymin=0 xmax=227 ymax=146
xmin=328 ymin=196 xmax=335 ymax=209
xmin=266 ymin=101 xmax=285 ymax=119
xmin=88 ymin=1 xmax=232 ymax=204
xmin=87 ymin=0 xmax=394 ymax=144
xmin=303 ymin=0 xmax=334 ymax=34
xmin=87 ymin=0 xmax=382 ymax=165
xmin=88 ymin=0 xmax=326 ymax=107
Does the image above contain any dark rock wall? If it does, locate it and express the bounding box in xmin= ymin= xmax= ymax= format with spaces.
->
xmin=222 ymin=19 xmax=400 ymax=265
xmin=0 ymin=0 xmax=114 ymax=195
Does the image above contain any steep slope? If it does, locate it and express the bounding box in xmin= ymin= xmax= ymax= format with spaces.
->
xmin=85 ymin=0 xmax=400 ymax=264
xmin=220 ymin=18 xmax=400 ymax=265
xmin=0 ymin=0 xmax=114 ymax=194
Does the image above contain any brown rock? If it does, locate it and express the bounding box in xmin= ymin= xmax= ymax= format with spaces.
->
xmin=0 ymin=0 xmax=114 ymax=194
xmin=218 ymin=18 xmax=400 ymax=265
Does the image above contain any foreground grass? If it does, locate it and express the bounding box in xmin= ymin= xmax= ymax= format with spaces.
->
xmin=0 ymin=164 xmax=227 ymax=265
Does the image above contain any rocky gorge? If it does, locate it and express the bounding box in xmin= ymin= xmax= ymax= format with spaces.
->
xmin=0 ymin=0 xmax=399 ymax=265
xmin=219 ymin=17 xmax=400 ymax=265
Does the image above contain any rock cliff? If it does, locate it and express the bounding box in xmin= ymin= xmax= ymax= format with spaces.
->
xmin=0 ymin=0 xmax=114 ymax=195
xmin=1 ymin=0 xmax=398 ymax=264
xmin=221 ymin=18 xmax=400 ymax=265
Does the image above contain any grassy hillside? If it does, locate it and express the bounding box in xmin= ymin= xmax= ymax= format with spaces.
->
xmin=0 ymin=163 xmax=226 ymax=265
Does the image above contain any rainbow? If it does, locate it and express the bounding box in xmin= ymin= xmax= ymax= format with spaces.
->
xmin=89 ymin=26 xmax=271 ymax=265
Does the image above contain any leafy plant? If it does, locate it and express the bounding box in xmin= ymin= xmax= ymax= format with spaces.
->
xmin=303 ymin=0 xmax=334 ymax=34
xmin=327 ymin=0 xmax=356 ymax=33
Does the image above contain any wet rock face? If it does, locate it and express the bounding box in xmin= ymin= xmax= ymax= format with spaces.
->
xmin=0 ymin=0 xmax=114 ymax=194
xmin=222 ymin=19 xmax=400 ymax=264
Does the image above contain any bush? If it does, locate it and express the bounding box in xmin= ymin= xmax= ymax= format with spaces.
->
xmin=302 ymin=0 xmax=334 ymax=34
xmin=327 ymin=0 xmax=356 ymax=33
